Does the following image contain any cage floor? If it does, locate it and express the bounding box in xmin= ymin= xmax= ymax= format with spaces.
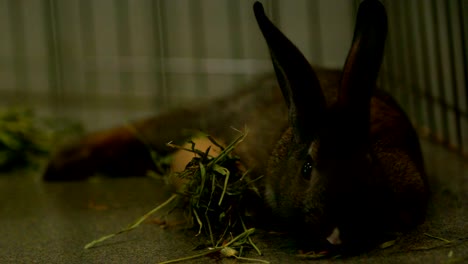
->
xmin=1 ymin=138 xmax=467 ymax=264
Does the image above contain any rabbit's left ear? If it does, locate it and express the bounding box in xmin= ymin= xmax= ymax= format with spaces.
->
xmin=254 ymin=2 xmax=326 ymax=143
xmin=338 ymin=0 xmax=387 ymax=137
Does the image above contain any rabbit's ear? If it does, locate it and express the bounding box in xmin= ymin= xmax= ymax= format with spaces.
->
xmin=338 ymin=0 xmax=387 ymax=137
xmin=254 ymin=2 xmax=326 ymax=142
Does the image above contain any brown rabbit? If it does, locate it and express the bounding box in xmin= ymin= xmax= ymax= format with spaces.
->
xmin=44 ymin=0 xmax=429 ymax=251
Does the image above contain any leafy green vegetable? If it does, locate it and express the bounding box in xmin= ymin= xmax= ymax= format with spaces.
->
xmin=0 ymin=107 xmax=83 ymax=172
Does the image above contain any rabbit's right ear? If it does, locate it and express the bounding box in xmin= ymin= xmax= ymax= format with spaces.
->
xmin=254 ymin=2 xmax=326 ymax=143
xmin=338 ymin=0 xmax=387 ymax=141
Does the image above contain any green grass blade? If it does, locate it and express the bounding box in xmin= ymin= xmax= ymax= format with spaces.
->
xmin=84 ymin=194 xmax=178 ymax=249
xmin=213 ymin=164 xmax=230 ymax=206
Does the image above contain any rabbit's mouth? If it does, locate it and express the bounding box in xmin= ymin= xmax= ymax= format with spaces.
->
xmin=326 ymin=227 xmax=342 ymax=245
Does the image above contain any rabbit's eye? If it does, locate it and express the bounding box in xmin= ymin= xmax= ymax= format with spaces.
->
xmin=301 ymin=157 xmax=314 ymax=180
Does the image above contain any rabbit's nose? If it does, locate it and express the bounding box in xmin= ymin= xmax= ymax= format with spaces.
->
xmin=326 ymin=227 xmax=342 ymax=245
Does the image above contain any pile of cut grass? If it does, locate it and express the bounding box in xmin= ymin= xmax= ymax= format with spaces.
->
xmin=85 ymin=130 xmax=268 ymax=263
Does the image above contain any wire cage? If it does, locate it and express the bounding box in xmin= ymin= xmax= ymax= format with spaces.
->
xmin=0 ymin=0 xmax=466 ymax=157
xmin=380 ymin=0 xmax=467 ymax=158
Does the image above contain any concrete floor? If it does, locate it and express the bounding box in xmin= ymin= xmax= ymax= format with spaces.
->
xmin=1 ymin=139 xmax=467 ymax=263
